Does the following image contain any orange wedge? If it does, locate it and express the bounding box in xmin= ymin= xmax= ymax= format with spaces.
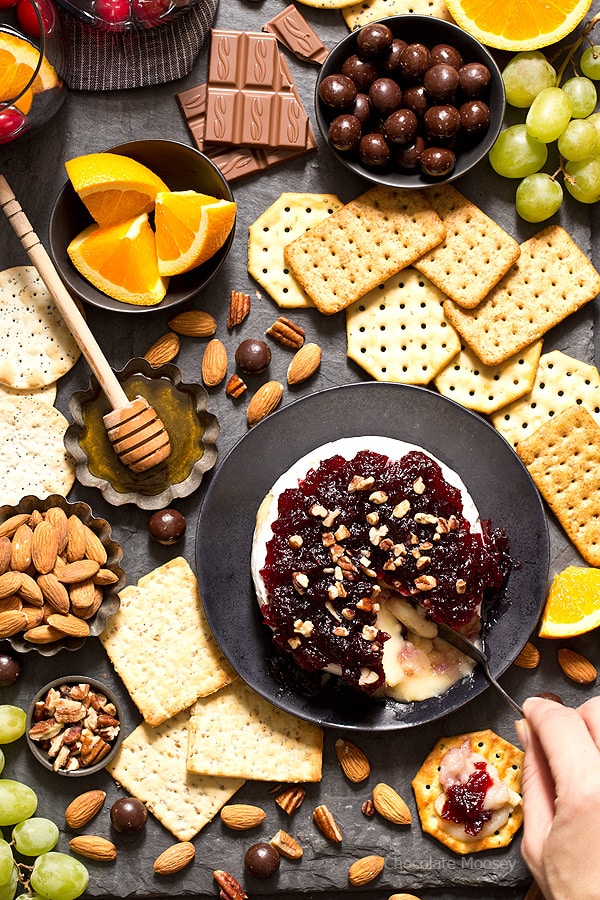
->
xmin=65 ymin=152 xmax=170 ymax=227
xmin=154 ymin=190 xmax=236 ymax=276
xmin=67 ymin=214 xmax=169 ymax=307
xmin=538 ymin=565 xmax=600 ymax=638
xmin=0 ymin=32 xmax=58 ymax=95
xmin=445 ymin=0 xmax=593 ymax=51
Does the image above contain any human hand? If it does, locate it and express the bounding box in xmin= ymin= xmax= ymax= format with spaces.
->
xmin=517 ymin=695 xmax=600 ymax=900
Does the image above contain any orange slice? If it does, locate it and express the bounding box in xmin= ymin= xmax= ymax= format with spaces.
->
xmin=67 ymin=214 xmax=169 ymax=307
xmin=538 ymin=565 xmax=600 ymax=638
xmin=154 ymin=190 xmax=236 ymax=276
xmin=65 ymin=152 xmax=170 ymax=227
xmin=445 ymin=0 xmax=593 ymax=51
xmin=0 ymin=32 xmax=58 ymax=95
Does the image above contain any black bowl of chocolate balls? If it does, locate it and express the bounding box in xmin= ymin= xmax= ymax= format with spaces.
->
xmin=315 ymin=15 xmax=505 ymax=187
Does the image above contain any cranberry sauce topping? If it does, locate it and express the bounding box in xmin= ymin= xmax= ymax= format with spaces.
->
xmin=260 ymin=449 xmax=511 ymax=694
xmin=441 ymin=760 xmax=494 ymax=836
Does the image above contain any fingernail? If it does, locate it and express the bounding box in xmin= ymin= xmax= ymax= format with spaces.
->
xmin=515 ymin=718 xmax=529 ymax=750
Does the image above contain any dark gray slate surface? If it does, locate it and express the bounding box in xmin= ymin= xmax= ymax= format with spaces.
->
xmin=1 ymin=0 xmax=600 ymax=897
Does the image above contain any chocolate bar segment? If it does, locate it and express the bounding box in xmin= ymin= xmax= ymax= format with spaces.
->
xmin=264 ymin=4 xmax=329 ymax=65
xmin=205 ymin=29 xmax=309 ymax=149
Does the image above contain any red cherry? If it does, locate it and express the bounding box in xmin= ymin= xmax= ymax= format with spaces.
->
xmin=15 ymin=0 xmax=57 ymax=37
xmin=94 ymin=0 xmax=130 ymax=24
xmin=0 ymin=107 xmax=27 ymax=143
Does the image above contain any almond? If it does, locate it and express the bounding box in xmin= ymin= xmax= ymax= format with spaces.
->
xmin=514 ymin=641 xmax=541 ymax=669
xmin=202 ymin=338 xmax=228 ymax=387
xmin=335 ymin=738 xmax=370 ymax=783
xmin=17 ymin=572 xmax=44 ymax=606
xmin=94 ymin=568 xmax=119 ymax=586
xmin=0 ymin=514 xmax=29 ymax=539
xmin=388 ymin=894 xmax=424 ymax=900
xmin=65 ymin=790 xmax=107 ymax=828
xmin=220 ymin=803 xmax=266 ymax=830
xmin=82 ymin=524 xmax=108 ymax=565
xmin=10 ymin=523 xmax=33 ymax=571
xmin=372 ymin=783 xmax=412 ymax=825
xmin=0 ymin=595 xmax=21 ymax=613
xmin=66 ymin=515 xmax=87 ymax=562
xmin=287 ymin=342 xmax=322 ymax=385
xmin=168 ymin=309 xmax=217 ymax=337
xmin=144 ymin=331 xmax=181 ymax=367
xmin=46 ymin=613 xmax=90 ymax=638
xmin=0 ymin=609 xmax=27 ymax=638
xmin=275 ymin=785 xmax=305 ymax=815
xmin=348 ymin=854 xmax=385 ymax=886
xmin=69 ymin=835 xmax=117 ymax=861
xmin=153 ymin=841 xmax=195 ymax=874
xmin=37 ymin=573 xmax=70 ymax=614
xmin=23 ymin=623 xmax=64 ymax=644
xmin=0 ymin=570 xmax=21 ymax=600
xmin=269 ymin=829 xmax=303 ymax=860
xmin=31 ymin=520 xmax=59 ymax=574
xmin=312 ymin=804 xmax=342 ymax=843
xmin=21 ymin=606 xmax=44 ymax=629
xmin=44 ymin=506 xmax=69 ymax=552
xmin=57 ymin=560 xmax=100 ymax=584
xmin=0 ymin=537 xmax=11 ymax=575
xmin=247 ymin=380 xmax=284 ymax=427
xmin=557 ymin=647 xmax=597 ymax=684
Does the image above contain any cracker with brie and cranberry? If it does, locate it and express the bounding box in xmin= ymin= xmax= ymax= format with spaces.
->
xmin=412 ymin=729 xmax=524 ymax=854
xmin=251 ymin=436 xmax=511 ymax=702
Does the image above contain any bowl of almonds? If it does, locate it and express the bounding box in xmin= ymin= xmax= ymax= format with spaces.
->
xmin=26 ymin=676 xmax=123 ymax=776
xmin=0 ymin=494 xmax=124 ymax=656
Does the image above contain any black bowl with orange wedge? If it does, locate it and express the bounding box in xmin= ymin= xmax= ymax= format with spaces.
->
xmin=48 ymin=139 xmax=236 ymax=314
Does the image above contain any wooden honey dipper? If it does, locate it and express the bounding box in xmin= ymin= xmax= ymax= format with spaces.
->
xmin=0 ymin=175 xmax=171 ymax=474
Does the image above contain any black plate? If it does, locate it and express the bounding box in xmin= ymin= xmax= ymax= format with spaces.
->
xmin=196 ymin=383 xmax=549 ymax=731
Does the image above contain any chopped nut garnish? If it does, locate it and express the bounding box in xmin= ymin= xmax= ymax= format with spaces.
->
xmin=292 ymin=572 xmax=308 ymax=593
xmin=414 ymin=512 xmax=438 ymax=525
xmin=455 ymin=579 xmax=467 ymax=594
xmin=358 ymin=668 xmax=379 ymax=686
xmin=366 ymin=511 xmax=379 ymax=526
xmin=309 ymin=503 xmax=327 ymax=518
xmin=416 ymin=555 xmax=432 ymax=571
xmin=348 ymin=474 xmax=375 ymax=492
xmin=293 ymin=619 xmax=314 ymax=637
xmin=288 ymin=637 xmax=301 ymax=649
xmin=361 ymin=625 xmax=379 ymax=642
xmin=334 ymin=524 xmax=350 ymax=541
xmin=341 ymin=607 xmax=356 ymax=620
xmin=322 ymin=509 xmax=340 ymax=528
xmin=325 ymin=600 xmax=342 ymax=621
xmin=414 ymin=575 xmax=437 ymax=591
xmin=369 ymin=524 xmax=389 ymax=546
xmin=413 ymin=476 xmax=425 ymax=494
xmin=392 ymin=499 xmax=411 ymax=518
xmin=333 ymin=626 xmax=349 ymax=637
xmin=362 ymin=799 xmax=375 ymax=817
xmin=288 ymin=535 xmax=303 ymax=549
xmin=369 ymin=490 xmax=388 ymax=504
xmin=322 ymin=531 xmax=335 ymax=547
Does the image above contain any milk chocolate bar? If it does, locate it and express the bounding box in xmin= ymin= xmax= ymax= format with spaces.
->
xmin=264 ymin=4 xmax=329 ymax=65
xmin=205 ymin=29 xmax=309 ymax=149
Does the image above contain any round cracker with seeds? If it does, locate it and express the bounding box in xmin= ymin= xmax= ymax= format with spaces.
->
xmin=411 ymin=729 xmax=524 ymax=855
xmin=343 ymin=0 xmax=452 ymax=30
xmin=0 ymin=397 xmax=76 ymax=504
xmin=346 ymin=267 xmax=460 ymax=384
xmin=248 ymin=192 xmax=343 ymax=310
xmin=0 ymin=382 xmax=57 ymax=406
xmin=0 ymin=266 xmax=80 ymax=390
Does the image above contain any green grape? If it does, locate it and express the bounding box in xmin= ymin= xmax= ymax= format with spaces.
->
xmin=501 ymin=51 xmax=557 ymax=107
xmin=0 ymin=865 xmax=17 ymax=900
xmin=12 ymin=817 xmax=59 ymax=856
xmin=585 ymin=111 xmax=600 ymax=149
xmin=0 ymin=840 xmax=13 ymax=886
xmin=515 ymin=173 xmax=563 ymax=222
xmin=580 ymin=44 xmax=600 ymax=80
xmin=0 ymin=706 xmax=26 ymax=744
xmin=0 ymin=779 xmax=37 ymax=826
xmin=526 ymin=87 xmax=572 ymax=142
xmin=31 ymin=852 xmax=89 ymax=900
xmin=565 ymin=156 xmax=600 ymax=202
xmin=562 ymin=76 xmax=597 ymax=118
xmin=488 ymin=124 xmax=548 ymax=177
xmin=0 ymin=750 xmax=4 ymax=776
xmin=558 ymin=118 xmax=599 ymax=160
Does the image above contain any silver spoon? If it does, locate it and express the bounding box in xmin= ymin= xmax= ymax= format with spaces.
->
xmin=436 ymin=620 xmax=524 ymax=717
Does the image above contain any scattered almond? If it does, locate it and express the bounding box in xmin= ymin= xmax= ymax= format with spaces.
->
xmin=372 ymin=782 xmax=412 ymax=825
xmin=65 ymin=789 xmax=106 ymax=828
xmin=144 ymin=331 xmax=180 ymax=367
xmin=312 ymin=804 xmax=342 ymax=843
xmin=514 ymin=641 xmax=540 ymax=669
xmin=287 ymin=342 xmax=322 ymax=385
xmin=557 ymin=647 xmax=597 ymax=684
xmin=168 ymin=309 xmax=217 ymax=337
xmin=269 ymin=829 xmax=303 ymax=860
xmin=348 ymin=854 xmax=385 ymax=886
xmin=275 ymin=785 xmax=305 ymax=815
xmin=335 ymin=737 xmax=370 ymax=783
xmin=247 ymin=380 xmax=284 ymax=427
xmin=220 ymin=804 xmax=266 ymax=830
xmin=153 ymin=841 xmax=195 ymax=875
xmin=69 ymin=835 xmax=117 ymax=861
xmin=202 ymin=338 xmax=228 ymax=387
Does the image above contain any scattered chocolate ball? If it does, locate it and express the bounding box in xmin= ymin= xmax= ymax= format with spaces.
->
xmin=318 ymin=73 xmax=357 ymax=110
xmin=368 ymin=77 xmax=403 ymax=116
xmin=341 ymin=54 xmax=378 ymax=91
xmin=402 ymin=84 xmax=429 ymax=119
xmin=396 ymin=135 xmax=426 ymax=171
xmin=355 ymin=21 xmax=393 ymax=58
xmin=235 ymin=338 xmax=271 ymax=375
xmin=399 ymin=42 xmax=431 ymax=83
xmin=359 ymin=132 xmax=392 ymax=167
xmin=459 ymin=99 xmax=490 ymax=135
xmin=424 ymin=104 xmax=461 ymax=141
xmin=148 ymin=508 xmax=186 ymax=545
xmin=420 ymin=146 xmax=456 ymax=177
xmin=352 ymin=92 xmax=372 ymax=126
xmin=0 ymin=653 xmax=20 ymax=687
xmin=458 ymin=61 xmax=491 ymax=98
xmin=110 ymin=797 xmax=148 ymax=833
xmin=329 ymin=113 xmax=362 ymax=151
xmin=537 ymin=691 xmax=564 ymax=704
xmin=430 ymin=43 xmax=463 ymax=68
xmin=424 ymin=63 xmax=459 ymax=102
xmin=384 ymin=108 xmax=418 ymax=145
xmin=244 ymin=842 xmax=281 ymax=879
xmin=381 ymin=37 xmax=407 ymax=74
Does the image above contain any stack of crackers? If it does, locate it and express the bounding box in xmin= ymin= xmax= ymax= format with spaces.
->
xmin=101 ymin=557 xmax=323 ymax=841
xmin=248 ymin=184 xmax=600 ymax=566
xmin=0 ymin=266 xmax=80 ymax=503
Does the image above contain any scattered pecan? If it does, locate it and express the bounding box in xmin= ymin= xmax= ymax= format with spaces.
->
xmin=227 ymin=290 xmax=251 ymax=329
xmin=213 ymin=869 xmax=248 ymax=900
xmin=225 ymin=373 xmax=247 ymax=399
xmin=266 ymin=315 xmax=305 ymax=349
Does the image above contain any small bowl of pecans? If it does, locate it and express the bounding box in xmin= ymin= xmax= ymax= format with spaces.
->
xmin=26 ymin=676 xmax=124 ymax=776
xmin=0 ymin=494 xmax=125 ymax=656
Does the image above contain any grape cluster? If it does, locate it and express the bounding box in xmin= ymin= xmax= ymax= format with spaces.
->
xmin=0 ymin=704 xmax=89 ymax=900
xmin=489 ymin=35 xmax=600 ymax=222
